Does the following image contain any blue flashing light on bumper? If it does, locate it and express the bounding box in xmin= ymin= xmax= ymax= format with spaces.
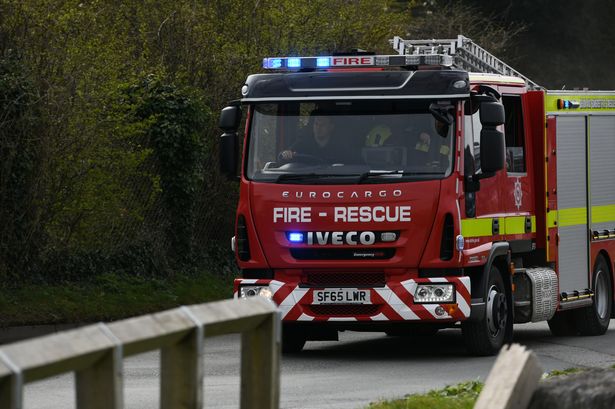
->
xmin=288 ymin=232 xmax=304 ymax=243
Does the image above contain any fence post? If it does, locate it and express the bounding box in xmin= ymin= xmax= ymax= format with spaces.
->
xmin=0 ymin=352 xmax=22 ymax=409
xmin=75 ymin=324 xmax=123 ymax=409
xmin=474 ymin=343 xmax=543 ymax=409
xmin=160 ymin=306 xmax=204 ymax=409
xmin=240 ymin=310 xmax=280 ymax=409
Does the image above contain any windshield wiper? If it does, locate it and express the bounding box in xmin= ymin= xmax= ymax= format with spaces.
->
xmin=356 ymin=170 xmax=443 ymax=184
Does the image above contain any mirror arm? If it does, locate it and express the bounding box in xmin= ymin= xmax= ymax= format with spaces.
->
xmin=464 ymin=174 xmax=480 ymax=193
xmin=464 ymin=171 xmax=496 ymax=193
xmin=476 ymin=171 xmax=495 ymax=180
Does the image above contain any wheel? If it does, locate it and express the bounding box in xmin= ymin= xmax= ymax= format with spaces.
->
xmin=462 ymin=264 xmax=508 ymax=356
xmin=573 ymin=255 xmax=612 ymax=335
xmin=282 ymin=327 xmax=306 ymax=354
xmin=547 ymin=310 xmax=578 ymax=336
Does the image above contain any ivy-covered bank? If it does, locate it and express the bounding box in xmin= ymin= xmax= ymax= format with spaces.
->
xmin=0 ymin=1 xmax=527 ymax=322
xmin=0 ymin=1 xmax=411 ymax=288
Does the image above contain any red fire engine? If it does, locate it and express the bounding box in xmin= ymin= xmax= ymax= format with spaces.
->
xmin=219 ymin=35 xmax=615 ymax=355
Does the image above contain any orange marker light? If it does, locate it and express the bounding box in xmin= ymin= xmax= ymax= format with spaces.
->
xmin=446 ymin=304 xmax=458 ymax=315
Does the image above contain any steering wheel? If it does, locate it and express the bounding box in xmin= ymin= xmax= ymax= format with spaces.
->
xmin=293 ymin=153 xmax=325 ymax=164
xmin=277 ymin=152 xmax=324 ymax=164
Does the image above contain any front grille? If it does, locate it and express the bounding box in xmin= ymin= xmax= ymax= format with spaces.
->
xmin=307 ymin=304 xmax=380 ymax=317
xmin=303 ymin=272 xmax=385 ymax=287
xmin=291 ymin=248 xmax=395 ymax=260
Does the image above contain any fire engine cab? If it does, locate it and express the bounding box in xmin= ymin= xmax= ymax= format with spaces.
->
xmin=219 ymin=35 xmax=615 ymax=355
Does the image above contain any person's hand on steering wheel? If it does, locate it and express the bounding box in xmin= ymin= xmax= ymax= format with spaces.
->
xmin=278 ymin=151 xmax=324 ymax=164
xmin=278 ymin=150 xmax=295 ymax=161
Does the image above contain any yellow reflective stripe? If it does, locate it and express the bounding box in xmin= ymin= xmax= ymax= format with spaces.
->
xmin=558 ymin=207 xmax=587 ymax=227
xmin=546 ymin=208 xmax=588 ymax=227
xmin=545 ymin=94 xmax=615 ymax=113
xmin=531 ymin=215 xmax=537 ymax=233
xmin=547 ymin=211 xmax=557 ymax=228
xmin=461 ymin=218 xmax=493 ymax=237
xmin=504 ymin=216 xmax=525 ymax=235
xmin=462 ymin=216 xmax=536 ymax=238
xmin=502 ymin=216 xmax=536 ymax=235
xmin=591 ymin=204 xmax=615 ymax=224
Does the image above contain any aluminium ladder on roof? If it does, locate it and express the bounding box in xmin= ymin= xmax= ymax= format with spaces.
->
xmin=390 ymin=35 xmax=542 ymax=90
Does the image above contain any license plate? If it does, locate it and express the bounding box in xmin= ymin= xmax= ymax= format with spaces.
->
xmin=312 ymin=288 xmax=371 ymax=304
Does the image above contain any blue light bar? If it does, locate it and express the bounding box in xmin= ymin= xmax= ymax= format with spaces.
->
xmin=287 ymin=57 xmax=301 ymax=68
xmin=262 ymin=58 xmax=283 ymax=69
xmin=261 ymin=53 xmax=452 ymax=71
xmin=316 ymin=57 xmax=330 ymax=68
xmin=288 ymin=232 xmax=304 ymax=243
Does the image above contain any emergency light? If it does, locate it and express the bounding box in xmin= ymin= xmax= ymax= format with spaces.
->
xmin=557 ymin=99 xmax=580 ymax=109
xmin=288 ymin=232 xmax=304 ymax=243
xmin=262 ymin=54 xmax=453 ymax=71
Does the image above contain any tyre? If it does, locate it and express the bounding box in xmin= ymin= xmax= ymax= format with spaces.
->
xmin=462 ymin=264 xmax=508 ymax=356
xmin=573 ymin=255 xmax=612 ymax=336
xmin=547 ymin=310 xmax=578 ymax=336
xmin=282 ymin=327 xmax=306 ymax=354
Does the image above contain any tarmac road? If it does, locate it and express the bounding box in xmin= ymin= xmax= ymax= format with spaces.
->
xmin=22 ymin=320 xmax=615 ymax=409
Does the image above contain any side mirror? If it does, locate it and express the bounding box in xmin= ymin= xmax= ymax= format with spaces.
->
xmin=479 ymin=101 xmax=505 ymax=127
xmin=219 ymin=105 xmax=242 ymax=179
xmin=219 ymin=105 xmax=242 ymax=132
xmin=480 ymin=128 xmax=505 ymax=174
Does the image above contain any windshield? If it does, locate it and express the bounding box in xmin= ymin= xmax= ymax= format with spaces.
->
xmin=246 ymin=100 xmax=455 ymax=183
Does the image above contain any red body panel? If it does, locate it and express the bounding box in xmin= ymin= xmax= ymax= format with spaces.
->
xmin=250 ymin=181 xmax=441 ymax=269
xmin=545 ymin=116 xmax=558 ymax=263
xmin=526 ymin=91 xmax=547 ymax=250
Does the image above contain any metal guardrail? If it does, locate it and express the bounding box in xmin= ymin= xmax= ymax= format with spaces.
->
xmin=0 ymin=298 xmax=280 ymax=409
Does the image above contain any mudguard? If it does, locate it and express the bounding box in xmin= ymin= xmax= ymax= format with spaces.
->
xmin=468 ymin=242 xmax=510 ymax=322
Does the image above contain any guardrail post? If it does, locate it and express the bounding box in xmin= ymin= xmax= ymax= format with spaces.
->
xmin=240 ymin=310 xmax=280 ymax=409
xmin=160 ymin=306 xmax=204 ymax=409
xmin=474 ymin=343 xmax=543 ymax=409
xmin=0 ymin=352 xmax=22 ymax=409
xmin=75 ymin=324 xmax=123 ymax=409
xmin=0 ymin=298 xmax=278 ymax=409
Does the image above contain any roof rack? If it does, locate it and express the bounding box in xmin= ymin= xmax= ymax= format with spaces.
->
xmin=390 ymin=35 xmax=542 ymax=90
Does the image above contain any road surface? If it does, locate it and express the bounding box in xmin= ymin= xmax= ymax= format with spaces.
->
xmin=21 ymin=321 xmax=615 ymax=408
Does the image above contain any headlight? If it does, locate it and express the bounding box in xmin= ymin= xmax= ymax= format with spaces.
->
xmin=239 ymin=285 xmax=273 ymax=300
xmin=414 ymin=284 xmax=454 ymax=303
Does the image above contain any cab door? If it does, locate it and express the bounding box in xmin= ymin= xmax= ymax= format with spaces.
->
xmin=500 ymin=94 xmax=535 ymax=245
xmin=462 ymin=100 xmax=505 ymax=242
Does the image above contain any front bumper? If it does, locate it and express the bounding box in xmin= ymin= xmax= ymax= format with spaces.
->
xmin=234 ymin=277 xmax=471 ymax=322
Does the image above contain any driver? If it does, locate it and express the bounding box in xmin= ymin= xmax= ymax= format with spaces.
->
xmin=279 ymin=114 xmax=338 ymax=161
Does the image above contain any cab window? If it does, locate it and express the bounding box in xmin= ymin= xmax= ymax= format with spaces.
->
xmin=502 ymin=95 xmax=526 ymax=173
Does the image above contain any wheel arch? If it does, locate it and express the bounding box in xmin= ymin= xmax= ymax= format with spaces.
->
xmin=468 ymin=242 xmax=510 ymax=322
xmin=479 ymin=242 xmax=511 ymax=300
xmin=596 ymin=249 xmax=615 ymax=319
